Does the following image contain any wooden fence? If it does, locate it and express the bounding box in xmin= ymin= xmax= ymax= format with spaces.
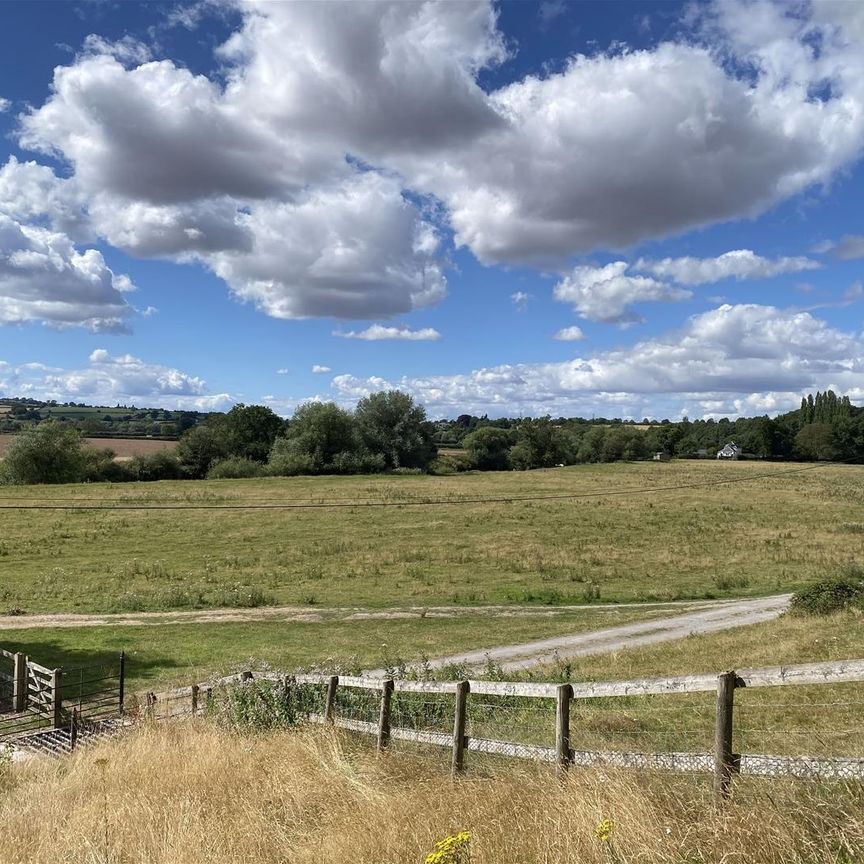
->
xmin=0 ymin=651 xmax=125 ymax=744
xmin=143 ymin=657 xmax=864 ymax=802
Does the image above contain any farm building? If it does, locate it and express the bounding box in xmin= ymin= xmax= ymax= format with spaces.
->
xmin=653 ymin=452 xmax=671 ymax=461
xmin=716 ymin=442 xmax=741 ymax=460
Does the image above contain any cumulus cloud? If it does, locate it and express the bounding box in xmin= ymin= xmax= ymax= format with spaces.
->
xmin=334 ymin=324 xmax=441 ymax=341
xmin=8 ymin=0 xmax=864 ymax=322
xmin=0 ymin=98 xmax=10 ymax=113
xmin=0 ymin=214 xmax=133 ymax=331
xmin=0 ymin=349 xmax=231 ymax=410
xmin=311 ymin=364 xmax=331 ymax=373
xmin=403 ymin=1 xmax=864 ymax=264
xmin=637 ymin=250 xmax=821 ymax=285
xmin=330 ymin=304 xmax=864 ymax=418
xmin=207 ymin=173 xmax=446 ymax=319
xmin=554 ymin=325 xmax=585 ymax=341
xmin=511 ymin=291 xmax=531 ymax=311
xmin=553 ymin=262 xmax=690 ymax=323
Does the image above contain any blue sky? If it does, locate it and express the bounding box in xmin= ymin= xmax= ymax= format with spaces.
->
xmin=0 ymin=0 xmax=862 ymax=420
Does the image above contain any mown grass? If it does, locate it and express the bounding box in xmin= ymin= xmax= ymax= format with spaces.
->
xmin=1 ymin=723 xmax=862 ymax=863
xmin=0 ymin=605 xmax=657 ymax=690
xmin=1 ymin=461 xmax=863 ymax=615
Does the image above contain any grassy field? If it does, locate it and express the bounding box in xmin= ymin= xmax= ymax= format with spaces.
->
xmin=0 ymin=606 xmax=658 ymax=690
xmin=2 ymin=723 xmax=861 ymax=863
xmin=1 ymin=460 xmax=862 ymax=616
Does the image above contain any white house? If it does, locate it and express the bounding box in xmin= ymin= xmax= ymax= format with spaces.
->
xmin=716 ymin=442 xmax=741 ymax=460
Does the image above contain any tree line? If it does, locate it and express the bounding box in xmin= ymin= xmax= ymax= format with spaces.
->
xmin=1 ymin=389 xmax=862 ymax=485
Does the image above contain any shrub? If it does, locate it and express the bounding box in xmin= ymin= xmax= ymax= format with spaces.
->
xmin=207 ymin=457 xmax=266 ymax=479
xmin=214 ymin=677 xmax=301 ymax=731
xmin=268 ymin=448 xmax=315 ymax=476
xmin=328 ymin=449 xmax=386 ymax=475
xmin=82 ymin=446 xmax=132 ymax=482
xmin=127 ymin=451 xmax=183 ymax=481
xmin=0 ymin=422 xmax=86 ymax=485
xmin=789 ymin=567 xmax=864 ymax=615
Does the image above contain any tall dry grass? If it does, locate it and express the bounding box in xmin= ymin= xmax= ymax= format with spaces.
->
xmin=1 ymin=723 xmax=862 ymax=863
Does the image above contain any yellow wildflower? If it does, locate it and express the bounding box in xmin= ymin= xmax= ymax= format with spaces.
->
xmin=595 ymin=818 xmax=614 ymax=843
xmin=424 ymin=831 xmax=471 ymax=864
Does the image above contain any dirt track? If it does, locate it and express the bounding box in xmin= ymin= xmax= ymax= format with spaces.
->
xmin=0 ymin=598 xmax=712 ymax=630
xmin=366 ymin=594 xmax=792 ymax=674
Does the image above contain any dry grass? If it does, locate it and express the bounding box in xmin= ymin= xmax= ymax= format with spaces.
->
xmin=1 ymin=723 xmax=862 ymax=863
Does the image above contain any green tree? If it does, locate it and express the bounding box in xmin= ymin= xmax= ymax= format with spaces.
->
xmin=355 ymin=390 xmax=436 ymax=469
xmin=220 ymin=404 xmax=286 ymax=462
xmin=0 ymin=421 xmax=86 ymax=484
xmin=176 ymin=425 xmax=229 ymax=479
xmin=463 ymin=427 xmax=514 ymax=470
xmin=794 ymin=423 xmax=836 ymax=461
xmin=511 ymin=418 xmax=573 ymax=468
xmin=280 ymin=402 xmax=358 ymax=472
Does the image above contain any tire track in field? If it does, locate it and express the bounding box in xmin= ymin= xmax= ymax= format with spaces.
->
xmin=364 ymin=594 xmax=792 ymax=675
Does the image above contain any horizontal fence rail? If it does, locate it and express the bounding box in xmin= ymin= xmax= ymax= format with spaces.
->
xmin=137 ymin=656 xmax=864 ymax=801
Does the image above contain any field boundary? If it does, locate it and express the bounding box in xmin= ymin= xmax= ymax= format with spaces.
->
xmin=139 ymin=657 xmax=864 ymax=801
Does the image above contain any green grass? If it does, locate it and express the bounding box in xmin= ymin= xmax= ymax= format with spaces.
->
xmin=1 ymin=461 xmax=862 ymax=615
xmin=494 ymin=610 xmax=864 ymax=759
xmin=0 ymin=606 xmax=656 ymax=690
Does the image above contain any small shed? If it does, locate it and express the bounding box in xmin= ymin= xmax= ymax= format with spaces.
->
xmin=716 ymin=442 xmax=741 ymax=460
xmin=653 ymin=452 xmax=671 ymax=462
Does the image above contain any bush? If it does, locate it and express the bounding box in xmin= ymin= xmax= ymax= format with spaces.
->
xmin=789 ymin=568 xmax=864 ymax=615
xmin=0 ymin=422 xmax=86 ymax=485
xmin=268 ymin=447 xmax=316 ymax=476
xmin=207 ymin=457 xmax=266 ymax=479
xmin=82 ymin=447 xmax=131 ymax=482
xmin=215 ymin=677 xmax=298 ymax=731
xmin=127 ymin=451 xmax=183 ymax=481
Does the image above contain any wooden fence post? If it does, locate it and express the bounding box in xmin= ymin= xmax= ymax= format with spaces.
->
xmin=190 ymin=684 xmax=199 ymax=717
xmin=714 ymin=670 xmax=738 ymax=803
xmin=377 ymin=679 xmax=394 ymax=751
xmin=451 ymin=680 xmax=470 ymax=777
xmin=69 ymin=707 xmax=79 ymax=751
xmin=146 ymin=691 xmax=157 ymax=720
xmin=118 ymin=651 xmax=126 ymax=716
xmin=324 ymin=675 xmax=339 ymax=724
xmin=12 ymin=653 xmax=26 ymax=713
xmin=51 ymin=668 xmax=63 ymax=730
xmin=555 ymin=683 xmax=573 ymax=773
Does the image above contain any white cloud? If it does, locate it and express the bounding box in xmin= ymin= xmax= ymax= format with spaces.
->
xmin=81 ymin=34 xmax=153 ymax=65
xmin=0 ymin=98 xmax=10 ymax=113
xmin=206 ymin=173 xmax=446 ymax=319
xmin=311 ymin=364 xmax=331 ymax=374
xmin=276 ymin=368 xmax=290 ymax=375
xmin=9 ymin=0 xmax=864 ymax=321
xmin=0 ymin=350 xmax=231 ymax=410
xmin=637 ymin=250 xmax=821 ymax=285
xmin=334 ymin=324 xmax=441 ymax=342
xmin=816 ymin=235 xmax=864 ymax=261
xmin=0 ymin=214 xmax=133 ymax=331
xmin=330 ymin=304 xmax=864 ymax=418
xmin=554 ymin=326 xmax=585 ymax=342
xmin=553 ymin=262 xmax=690 ymax=323
xmin=511 ymin=291 xmax=531 ymax=311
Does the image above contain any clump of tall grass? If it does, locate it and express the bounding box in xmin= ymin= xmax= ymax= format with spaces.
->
xmin=1 ymin=723 xmax=861 ymax=863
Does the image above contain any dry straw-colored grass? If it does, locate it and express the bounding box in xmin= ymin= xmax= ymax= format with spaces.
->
xmin=2 ymin=723 xmax=862 ymax=863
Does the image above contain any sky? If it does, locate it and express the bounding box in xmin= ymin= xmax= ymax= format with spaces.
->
xmin=0 ymin=0 xmax=863 ymax=421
